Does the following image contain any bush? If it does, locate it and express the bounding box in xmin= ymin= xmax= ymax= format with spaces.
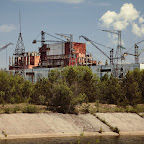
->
xmin=12 ymin=106 xmax=20 ymax=113
xmin=22 ymin=105 xmax=38 ymax=113
xmin=51 ymin=82 xmax=73 ymax=113
xmin=112 ymin=127 xmax=120 ymax=134
xmin=4 ymin=107 xmax=11 ymax=114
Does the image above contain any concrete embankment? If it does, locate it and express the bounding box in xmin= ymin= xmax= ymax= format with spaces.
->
xmin=0 ymin=113 xmax=144 ymax=139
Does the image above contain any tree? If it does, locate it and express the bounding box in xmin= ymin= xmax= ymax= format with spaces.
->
xmin=51 ymin=82 xmax=73 ymax=113
xmin=99 ymin=74 xmax=125 ymax=105
xmin=123 ymin=71 xmax=142 ymax=106
xmin=32 ymin=77 xmax=52 ymax=104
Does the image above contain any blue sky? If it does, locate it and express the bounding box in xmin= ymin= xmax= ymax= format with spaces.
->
xmin=0 ymin=0 xmax=144 ymax=69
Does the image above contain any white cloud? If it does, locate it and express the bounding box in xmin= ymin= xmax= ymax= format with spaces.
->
xmin=139 ymin=17 xmax=144 ymax=24
xmin=12 ymin=0 xmax=85 ymax=4
xmin=100 ymin=3 xmax=140 ymax=31
xmin=0 ymin=24 xmax=16 ymax=32
xmin=132 ymin=23 xmax=144 ymax=37
xmin=100 ymin=11 xmax=118 ymax=26
xmin=119 ymin=3 xmax=139 ymax=22
xmin=113 ymin=21 xmax=129 ymax=31
xmin=99 ymin=3 xmax=144 ymax=38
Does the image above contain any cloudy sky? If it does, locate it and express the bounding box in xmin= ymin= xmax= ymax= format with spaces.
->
xmin=0 ymin=0 xmax=144 ymax=68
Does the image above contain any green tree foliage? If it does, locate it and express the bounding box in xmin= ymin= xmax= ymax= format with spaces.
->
xmin=51 ymin=82 xmax=73 ymax=113
xmin=0 ymin=67 xmax=144 ymax=113
xmin=31 ymin=77 xmax=52 ymax=104
xmin=99 ymin=74 xmax=123 ymax=104
xmin=122 ymin=70 xmax=142 ymax=106
xmin=0 ymin=71 xmax=33 ymax=104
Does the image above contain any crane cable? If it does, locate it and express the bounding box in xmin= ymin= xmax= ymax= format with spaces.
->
xmin=91 ymin=40 xmax=115 ymax=50
xmin=45 ymin=32 xmax=66 ymax=42
xmin=33 ymin=31 xmax=66 ymax=42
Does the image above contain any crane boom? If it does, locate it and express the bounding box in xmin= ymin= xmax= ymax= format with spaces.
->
xmin=136 ymin=39 xmax=144 ymax=45
xmin=0 ymin=43 xmax=13 ymax=51
xmin=32 ymin=31 xmax=66 ymax=46
xmin=55 ymin=33 xmax=71 ymax=42
xmin=102 ymin=30 xmax=119 ymax=35
xmin=79 ymin=35 xmax=110 ymax=59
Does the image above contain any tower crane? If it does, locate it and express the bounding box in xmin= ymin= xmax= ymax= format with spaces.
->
xmin=0 ymin=43 xmax=13 ymax=51
xmin=55 ymin=33 xmax=71 ymax=42
xmin=55 ymin=33 xmax=75 ymax=66
xmin=79 ymin=35 xmax=115 ymax=65
xmin=124 ymin=39 xmax=144 ymax=64
xmin=32 ymin=31 xmax=65 ymax=46
xmin=102 ymin=30 xmax=124 ymax=63
xmin=0 ymin=43 xmax=13 ymax=66
xmin=135 ymin=39 xmax=144 ymax=64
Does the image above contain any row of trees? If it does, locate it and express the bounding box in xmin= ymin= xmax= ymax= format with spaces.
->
xmin=0 ymin=66 xmax=143 ymax=113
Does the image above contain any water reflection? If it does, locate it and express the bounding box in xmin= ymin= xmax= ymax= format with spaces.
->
xmin=0 ymin=136 xmax=144 ymax=144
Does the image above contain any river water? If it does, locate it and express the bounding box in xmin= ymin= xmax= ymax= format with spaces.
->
xmin=0 ymin=136 xmax=144 ymax=144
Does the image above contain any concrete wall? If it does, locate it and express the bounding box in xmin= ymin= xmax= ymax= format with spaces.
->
xmin=0 ymin=113 xmax=144 ymax=139
xmin=47 ymin=43 xmax=65 ymax=56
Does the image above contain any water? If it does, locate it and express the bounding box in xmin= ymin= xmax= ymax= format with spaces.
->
xmin=0 ymin=136 xmax=144 ymax=144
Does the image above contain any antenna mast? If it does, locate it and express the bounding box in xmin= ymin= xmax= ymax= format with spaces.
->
xmin=13 ymin=9 xmax=25 ymax=75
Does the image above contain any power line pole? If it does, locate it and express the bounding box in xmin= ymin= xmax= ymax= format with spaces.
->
xmin=13 ymin=9 xmax=25 ymax=75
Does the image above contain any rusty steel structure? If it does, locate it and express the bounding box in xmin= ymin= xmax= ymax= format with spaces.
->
xmin=13 ymin=10 xmax=25 ymax=75
xmin=32 ymin=31 xmax=94 ymax=68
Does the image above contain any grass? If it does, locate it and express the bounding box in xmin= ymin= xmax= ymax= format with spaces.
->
xmin=0 ymin=103 xmax=144 ymax=114
xmin=95 ymin=114 xmax=120 ymax=134
xmin=0 ymin=103 xmax=48 ymax=114
xmin=98 ymin=126 xmax=103 ymax=133
xmin=2 ymin=130 xmax=7 ymax=137
xmin=22 ymin=105 xmax=39 ymax=113
xmin=75 ymin=103 xmax=144 ymax=114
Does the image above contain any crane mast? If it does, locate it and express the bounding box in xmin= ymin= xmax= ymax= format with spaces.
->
xmin=56 ymin=33 xmax=75 ymax=66
xmin=135 ymin=39 xmax=144 ymax=64
xmin=102 ymin=30 xmax=122 ymax=63
xmin=125 ymin=39 xmax=144 ymax=64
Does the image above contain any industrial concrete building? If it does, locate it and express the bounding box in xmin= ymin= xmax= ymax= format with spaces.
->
xmin=39 ymin=42 xmax=94 ymax=67
xmin=15 ymin=63 xmax=144 ymax=83
xmin=9 ymin=52 xmax=40 ymax=70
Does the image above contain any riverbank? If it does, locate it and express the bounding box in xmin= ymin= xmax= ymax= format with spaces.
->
xmin=0 ymin=113 xmax=144 ymax=139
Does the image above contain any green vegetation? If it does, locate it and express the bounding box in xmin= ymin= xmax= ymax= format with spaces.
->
xmin=22 ymin=105 xmax=39 ymax=113
xmin=98 ymin=126 xmax=102 ymax=133
xmin=2 ymin=130 xmax=7 ymax=137
xmin=0 ymin=67 xmax=144 ymax=114
xmin=95 ymin=114 xmax=120 ymax=134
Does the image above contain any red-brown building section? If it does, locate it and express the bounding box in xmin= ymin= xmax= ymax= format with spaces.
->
xmin=9 ymin=52 xmax=40 ymax=70
xmin=9 ymin=42 xmax=97 ymax=70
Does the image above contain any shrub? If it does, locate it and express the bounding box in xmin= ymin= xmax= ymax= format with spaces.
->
xmin=112 ymin=127 xmax=120 ymax=134
xmin=22 ymin=105 xmax=38 ymax=113
xmin=99 ymin=126 xmax=102 ymax=133
xmin=4 ymin=107 xmax=11 ymax=114
xmin=2 ymin=131 xmax=7 ymax=137
xmin=12 ymin=106 xmax=20 ymax=113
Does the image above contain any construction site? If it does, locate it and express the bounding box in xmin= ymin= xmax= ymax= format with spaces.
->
xmin=5 ymin=28 xmax=144 ymax=82
xmin=1 ymin=13 xmax=144 ymax=82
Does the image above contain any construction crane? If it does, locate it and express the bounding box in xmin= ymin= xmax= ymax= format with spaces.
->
xmin=124 ymin=39 xmax=144 ymax=64
xmin=55 ymin=33 xmax=75 ymax=66
xmin=55 ymin=33 xmax=71 ymax=42
xmin=102 ymin=30 xmax=124 ymax=63
xmin=0 ymin=43 xmax=13 ymax=66
xmin=79 ymin=35 xmax=115 ymax=65
xmin=0 ymin=43 xmax=13 ymax=51
xmin=135 ymin=39 xmax=144 ymax=64
xmin=32 ymin=31 xmax=65 ymax=46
